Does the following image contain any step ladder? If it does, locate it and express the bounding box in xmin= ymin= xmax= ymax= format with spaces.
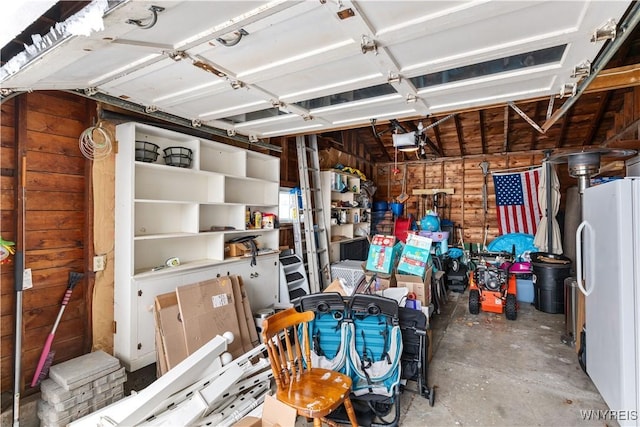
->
xmin=278 ymin=250 xmax=310 ymax=306
xmin=296 ymin=134 xmax=331 ymax=293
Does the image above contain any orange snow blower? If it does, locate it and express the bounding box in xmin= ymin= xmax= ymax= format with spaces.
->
xmin=468 ymin=263 xmax=517 ymax=320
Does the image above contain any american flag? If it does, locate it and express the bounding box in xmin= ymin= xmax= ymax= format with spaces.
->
xmin=492 ymin=168 xmax=542 ymax=235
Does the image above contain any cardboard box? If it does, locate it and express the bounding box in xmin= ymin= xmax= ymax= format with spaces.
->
xmin=365 ymin=235 xmax=401 ymax=275
xmin=397 ymin=234 xmax=432 ymax=278
xmin=324 ymin=278 xmax=352 ymax=296
xmin=175 ymin=277 xmax=244 ymax=358
xmin=364 ymin=271 xmax=396 ymax=291
xmin=225 ymin=242 xmax=252 ymax=258
xmin=395 ymin=267 xmax=432 ymax=307
xmin=233 ymin=394 xmax=297 ymax=427
xmin=154 ymin=292 xmax=188 ymax=375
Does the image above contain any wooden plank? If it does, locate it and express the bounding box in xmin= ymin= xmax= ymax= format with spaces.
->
xmin=27 ymin=171 xmax=85 ymax=193
xmin=412 ymin=188 xmax=455 ymax=195
xmin=25 ymin=211 xmax=85 ymax=231
xmin=585 ymin=64 xmax=640 ymax=93
xmin=24 ymin=248 xmax=84 ymax=271
xmin=26 ymin=91 xmax=89 ymax=119
xmin=26 ymin=190 xmax=85 ymax=211
xmin=26 ymin=110 xmax=86 ymax=139
xmin=25 ymin=150 xmax=85 ymax=176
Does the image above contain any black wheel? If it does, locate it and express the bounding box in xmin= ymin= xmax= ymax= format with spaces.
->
xmin=505 ymin=294 xmax=517 ymax=320
xmin=429 ymin=386 xmax=436 ymax=407
xmin=469 ymin=289 xmax=480 ymax=314
xmin=451 ymin=258 xmax=460 ymax=272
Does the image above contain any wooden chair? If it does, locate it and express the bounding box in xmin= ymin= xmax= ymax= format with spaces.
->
xmin=262 ymin=307 xmax=359 ymax=427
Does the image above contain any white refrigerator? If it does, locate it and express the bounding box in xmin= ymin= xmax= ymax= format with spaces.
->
xmin=577 ymin=177 xmax=640 ymax=426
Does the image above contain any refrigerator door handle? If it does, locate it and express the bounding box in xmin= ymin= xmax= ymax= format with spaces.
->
xmin=575 ymin=220 xmax=594 ymax=296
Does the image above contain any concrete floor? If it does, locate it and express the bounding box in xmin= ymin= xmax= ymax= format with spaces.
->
xmin=2 ymin=290 xmax=614 ymax=427
xmin=395 ymin=291 xmax=614 ymax=427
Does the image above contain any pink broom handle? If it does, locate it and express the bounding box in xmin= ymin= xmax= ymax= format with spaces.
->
xmin=30 ymin=286 xmax=74 ymax=387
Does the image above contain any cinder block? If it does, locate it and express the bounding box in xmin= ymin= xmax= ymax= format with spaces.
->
xmin=49 ymin=350 xmax=120 ymax=390
xmin=40 ymin=379 xmax=93 ymax=404
xmin=94 ymin=375 xmax=126 ymax=395
xmin=37 ymin=399 xmax=89 ymax=423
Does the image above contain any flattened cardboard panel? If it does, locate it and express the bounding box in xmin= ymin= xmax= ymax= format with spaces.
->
xmin=176 ymin=277 xmax=243 ymax=358
xmin=230 ymin=275 xmax=252 ymax=353
xmin=155 ymin=292 xmax=188 ymax=374
xmin=238 ymin=277 xmax=260 ymax=347
xmin=154 ymin=317 xmax=168 ymax=377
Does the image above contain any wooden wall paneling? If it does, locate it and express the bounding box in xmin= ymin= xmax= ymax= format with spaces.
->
xmin=463 ymin=159 xmax=488 ymax=244
xmin=623 ymin=89 xmax=635 ymax=127
xmin=442 ymin=160 xmax=464 ymax=242
xmin=0 ymin=97 xmax=17 ymax=393
xmin=372 ymin=164 xmax=390 ymax=202
xmin=459 ymin=113 xmax=483 ymax=156
xmin=2 ymin=91 xmax=91 ymax=396
xmin=404 ymin=164 xmax=422 ymax=219
xmin=371 ymin=152 xmax=555 ymax=247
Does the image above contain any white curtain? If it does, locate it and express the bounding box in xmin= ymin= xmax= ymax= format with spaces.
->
xmin=534 ymin=161 xmax=563 ymax=253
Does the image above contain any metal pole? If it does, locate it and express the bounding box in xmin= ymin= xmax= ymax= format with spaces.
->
xmin=544 ymin=150 xmax=554 ymax=253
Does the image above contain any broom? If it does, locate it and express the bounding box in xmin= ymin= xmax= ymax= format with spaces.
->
xmin=30 ymin=271 xmax=84 ymax=387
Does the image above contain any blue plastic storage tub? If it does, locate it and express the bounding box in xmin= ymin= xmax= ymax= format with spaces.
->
xmin=516 ymin=275 xmax=534 ymax=303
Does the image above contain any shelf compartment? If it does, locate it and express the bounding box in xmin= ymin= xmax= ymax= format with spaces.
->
xmin=200 ymin=142 xmax=246 ymax=176
xmin=135 ymin=165 xmax=210 ymax=202
xmin=199 ymin=204 xmax=245 ymax=232
xmin=134 ymin=234 xmax=225 ymax=274
xmin=246 ymin=151 xmax=280 ymax=182
xmin=135 ymin=202 xmax=198 ymax=236
xmin=134 ymin=125 xmax=200 ymax=169
xmin=224 ymin=177 xmax=279 ymax=205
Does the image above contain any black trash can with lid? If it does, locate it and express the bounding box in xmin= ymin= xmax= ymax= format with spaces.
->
xmin=531 ymin=252 xmax=572 ymax=314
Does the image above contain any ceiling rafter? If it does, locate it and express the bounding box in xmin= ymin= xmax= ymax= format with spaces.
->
xmin=454 ymin=115 xmax=465 ymax=156
xmin=503 ymin=106 xmax=510 ymax=152
xmin=478 ymin=110 xmax=486 ymax=155
xmin=585 ymin=92 xmax=613 ymax=145
xmin=529 ymin=101 xmax=542 ymax=151
xmin=368 ymin=121 xmax=393 ymax=161
xmin=556 ymin=112 xmax=571 ymax=148
xmin=429 ymin=116 xmax=444 ymax=156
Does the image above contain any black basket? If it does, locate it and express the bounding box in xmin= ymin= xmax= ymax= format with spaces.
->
xmin=135 ymin=141 xmax=160 ymax=163
xmin=163 ymin=146 xmax=193 ymax=168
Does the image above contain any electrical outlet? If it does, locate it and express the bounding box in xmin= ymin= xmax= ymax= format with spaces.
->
xmin=93 ymin=255 xmax=106 ymax=272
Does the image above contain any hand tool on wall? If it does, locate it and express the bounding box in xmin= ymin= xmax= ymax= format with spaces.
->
xmin=396 ymin=163 xmax=409 ymax=203
xmin=30 ymin=271 xmax=84 ymax=387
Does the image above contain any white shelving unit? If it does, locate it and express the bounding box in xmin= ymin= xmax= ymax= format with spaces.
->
xmin=320 ymin=170 xmax=370 ymax=263
xmin=115 ymin=122 xmax=280 ymax=371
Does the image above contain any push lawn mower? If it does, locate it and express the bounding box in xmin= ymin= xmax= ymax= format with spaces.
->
xmin=468 ymin=262 xmax=517 ymax=320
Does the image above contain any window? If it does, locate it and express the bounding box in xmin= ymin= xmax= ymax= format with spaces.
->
xmin=295 ymin=83 xmax=397 ymax=110
xmin=278 ymin=187 xmax=301 ymax=223
xmin=409 ymin=45 xmax=567 ymax=89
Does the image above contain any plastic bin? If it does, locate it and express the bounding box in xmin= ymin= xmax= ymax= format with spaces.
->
xmin=515 ymin=274 xmax=534 ymax=303
xmin=390 ymin=202 xmax=404 ymax=217
xmin=331 ymin=260 xmax=365 ymax=288
xmin=531 ymin=252 xmax=572 ymax=314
